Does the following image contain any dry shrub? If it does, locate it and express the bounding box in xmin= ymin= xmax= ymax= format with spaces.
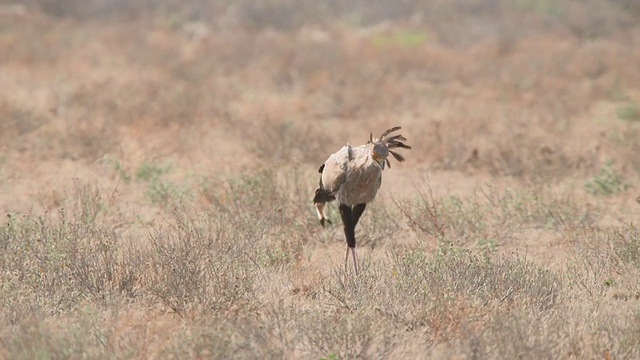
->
xmin=2 ymin=305 xmax=111 ymax=359
xmin=442 ymin=255 xmax=640 ymax=358
xmin=298 ymin=309 xmax=397 ymax=360
xmin=396 ymin=181 xmax=595 ymax=249
xmin=567 ymin=224 xmax=640 ymax=296
xmin=2 ymin=2 xmax=640 ymax=358
xmin=0 ymin=100 xmax=47 ymax=146
xmin=0 ymin=200 xmax=140 ymax=324
xmin=250 ymin=120 xmax=332 ymax=166
xmin=200 ymin=168 xmax=310 ymax=227
xmin=199 ymin=168 xmax=316 ymax=267
xmin=2 ymin=162 xmax=640 ymax=358
xmin=294 ymin=245 xmax=563 ymax=357
xmin=147 ymin=210 xmax=259 ymax=317
xmin=159 ymin=314 xmax=287 ymax=359
xmin=390 ymin=247 xmax=562 ymax=333
xmin=355 ymin=198 xmax=402 ymax=250
xmin=294 ymin=262 xmax=402 ymax=359
xmin=27 ymin=1 xmax=640 ymax=43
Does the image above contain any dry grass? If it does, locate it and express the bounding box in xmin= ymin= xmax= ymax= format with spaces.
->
xmin=1 ymin=1 xmax=640 ymax=358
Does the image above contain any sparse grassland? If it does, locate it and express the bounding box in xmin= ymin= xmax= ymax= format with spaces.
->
xmin=1 ymin=0 xmax=640 ymax=358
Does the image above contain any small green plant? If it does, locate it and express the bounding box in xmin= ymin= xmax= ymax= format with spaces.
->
xmin=145 ymin=177 xmax=193 ymax=206
xmin=370 ymin=29 xmax=428 ymax=48
xmin=319 ymin=353 xmax=341 ymax=360
xmin=135 ymin=160 xmax=172 ymax=182
xmin=513 ymin=0 xmax=560 ymax=16
xmin=616 ymin=102 xmax=640 ymax=122
xmin=477 ymin=237 xmax=499 ymax=256
xmin=585 ymin=160 xmax=631 ymax=196
xmin=603 ymin=277 xmax=616 ymax=287
xmin=134 ymin=160 xmax=192 ymax=207
xmin=101 ymin=155 xmax=131 ymax=183
xmin=71 ymin=180 xmax=106 ymax=225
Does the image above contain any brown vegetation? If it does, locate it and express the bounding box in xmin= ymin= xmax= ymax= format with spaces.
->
xmin=1 ymin=0 xmax=640 ymax=358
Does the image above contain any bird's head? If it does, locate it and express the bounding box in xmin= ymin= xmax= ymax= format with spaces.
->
xmin=371 ymin=143 xmax=389 ymax=169
xmin=368 ymin=126 xmax=411 ymax=170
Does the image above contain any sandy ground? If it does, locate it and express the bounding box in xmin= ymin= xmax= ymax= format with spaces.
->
xmin=2 ymin=5 xmax=640 ymax=257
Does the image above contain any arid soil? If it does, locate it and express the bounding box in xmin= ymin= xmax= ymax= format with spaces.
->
xmin=1 ymin=1 xmax=640 ymax=358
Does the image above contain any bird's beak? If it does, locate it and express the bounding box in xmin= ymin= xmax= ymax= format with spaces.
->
xmin=373 ymin=151 xmax=385 ymax=169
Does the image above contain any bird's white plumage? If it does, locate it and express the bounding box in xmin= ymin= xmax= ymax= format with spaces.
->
xmin=321 ymin=143 xmax=383 ymax=207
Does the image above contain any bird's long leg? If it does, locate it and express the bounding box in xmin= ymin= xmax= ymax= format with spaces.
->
xmin=342 ymin=246 xmax=359 ymax=275
xmin=350 ymin=204 xmax=366 ymax=275
xmin=345 ymin=247 xmax=350 ymax=273
xmin=339 ymin=204 xmax=355 ymax=248
xmin=339 ymin=203 xmax=358 ymax=274
xmin=350 ymin=247 xmax=359 ymax=275
xmin=352 ymin=203 xmax=367 ymax=227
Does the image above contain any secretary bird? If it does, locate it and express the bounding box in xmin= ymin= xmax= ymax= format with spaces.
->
xmin=313 ymin=126 xmax=410 ymax=274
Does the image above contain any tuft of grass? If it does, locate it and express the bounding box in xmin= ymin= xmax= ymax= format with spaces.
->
xmin=144 ymin=177 xmax=193 ymax=207
xmin=250 ymin=120 xmax=331 ymax=165
xmin=391 ymin=247 xmax=563 ymax=313
xmin=395 ymin=181 xmax=593 ymax=249
xmin=135 ymin=160 xmax=172 ymax=182
xmin=0 ymin=208 xmax=142 ymax=323
xmin=513 ymin=0 xmax=560 ymax=16
xmin=584 ymin=160 xmax=631 ymax=196
xmin=158 ymin=314 xmax=286 ymax=358
xmin=200 ymin=168 xmax=313 ymax=268
xmin=616 ymin=102 xmax=640 ymax=122
xmin=370 ymin=29 xmax=428 ymax=48
xmin=0 ymin=100 xmax=47 ymax=143
xmin=147 ymin=210 xmax=258 ymax=317
xmin=101 ymin=155 xmax=132 ymax=184
xmin=319 ymin=353 xmax=341 ymax=360
xmin=133 ymin=160 xmax=193 ymax=207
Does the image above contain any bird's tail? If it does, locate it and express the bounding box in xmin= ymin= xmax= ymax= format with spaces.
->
xmin=313 ymin=188 xmax=335 ymax=226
